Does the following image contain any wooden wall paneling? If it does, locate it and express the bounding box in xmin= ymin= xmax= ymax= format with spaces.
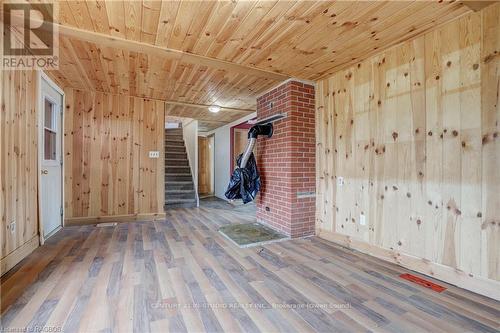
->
xmin=137 ymin=99 xmax=165 ymax=214
xmin=208 ymin=135 xmax=214 ymax=195
xmin=88 ymin=91 xmax=103 ymax=217
xmin=315 ymin=4 xmax=500 ymax=298
xmin=480 ymin=3 xmax=500 ymax=281
xmin=0 ymin=69 xmax=39 ymax=275
xmin=100 ymin=92 xmax=112 ymax=216
xmin=64 ymin=90 xmax=165 ymax=221
xmin=353 ymin=57 xmax=372 ymax=244
xmin=198 ymin=136 xmax=210 ymax=195
xmin=440 ymin=14 xmax=462 ymax=275
xmin=409 ymin=38 xmax=428 ymax=258
xmin=129 ymin=96 xmax=141 ymax=215
xmin=63 ymin=88 xmax=74 ymax=218
xmin=458 ymin=11 xmax=482 ymax=278
xmin=315 ymin=79 xmax=327 ymax=232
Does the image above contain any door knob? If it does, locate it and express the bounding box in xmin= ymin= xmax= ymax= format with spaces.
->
xmin=41 ymin=169 xmax=48 ymax=175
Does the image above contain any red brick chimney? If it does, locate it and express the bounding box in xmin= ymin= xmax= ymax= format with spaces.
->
xmin=256 ymin=80 xmax=316 ymax=238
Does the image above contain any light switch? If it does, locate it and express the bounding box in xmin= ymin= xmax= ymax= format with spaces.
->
xmin=359 ymin=214 xmax=366 ymax=226
xmin=337 ymin=176 xmax=344 ymax=187
xmin=149 ymin=151 xmax=160 ymax=158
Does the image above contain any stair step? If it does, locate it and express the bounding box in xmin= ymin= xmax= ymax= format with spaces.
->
xmin=166 ymin=166 xmax=191 ymax=173
xmin=166 ymin=189 xmax=195 ymax=194
xmin=166 ymin=153 xmax=187 ymax=159
xmin=165 ymin=183 xmax=193 ymax=191
xmin=165 ymin=164 xmax=189 ymax=168
xmin=165 ymin=160 xmax=189 ymax=166
xmin=165 ymin=198 xmax=196 ymax=203
xmin=166 ymin=193 xmax=196 ymax=200
xmin=165 ymin=146 xmax=186 ymax=153
xmin=165 ymin=140 xmax=184 ymax=146
xmin=166 ymin=174 xmax=192 ymax=181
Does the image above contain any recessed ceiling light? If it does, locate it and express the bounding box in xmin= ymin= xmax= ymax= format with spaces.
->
xmin=208 ymin=105 xmax=221 ymax=113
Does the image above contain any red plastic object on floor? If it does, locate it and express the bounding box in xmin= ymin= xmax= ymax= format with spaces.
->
xmin=399 ymin=273 xmax=447 ymax=292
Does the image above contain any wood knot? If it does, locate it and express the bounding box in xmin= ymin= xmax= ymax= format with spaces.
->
xmin=416 ymin=219 xmax=422 ymax=226
xmin=392 ymin=132 xmax=398 ymax=141
xmin=452 ymin=130 xmax=458 ymax=137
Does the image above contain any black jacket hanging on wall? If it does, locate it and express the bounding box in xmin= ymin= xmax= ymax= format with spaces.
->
xmin=225 ymin=152 xmax=260 ymax=204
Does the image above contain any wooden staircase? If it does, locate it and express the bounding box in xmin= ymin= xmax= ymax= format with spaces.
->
xmin=164 ymin=127 xmax=197 ymax=209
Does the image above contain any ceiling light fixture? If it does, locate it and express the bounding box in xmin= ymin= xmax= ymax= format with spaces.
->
xmin=208 ymin=105 xmax=221 ymax=113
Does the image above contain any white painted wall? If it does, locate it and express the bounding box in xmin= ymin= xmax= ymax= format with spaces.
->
xmin=208 ymin=112 xmax=257 ymax=200
xmin=183 ymin=120 xmax=199 ymax=206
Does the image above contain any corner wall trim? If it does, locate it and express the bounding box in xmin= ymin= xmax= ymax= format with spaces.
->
xmin=318 ymin=230 xmax=500 ymax=301
xmin=1 ymin=236 xmax=39 ymax=276
xmin=65 ymin=213 xmax=167 ymax=226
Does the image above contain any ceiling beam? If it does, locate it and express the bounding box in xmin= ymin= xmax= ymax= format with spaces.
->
xmin=165 ymin=100 xmax=255 ymax=113
xmin=460 ymin=1 xmax=496 ymax=11
xmin=52 ymin=22 xmax=289 ymax=81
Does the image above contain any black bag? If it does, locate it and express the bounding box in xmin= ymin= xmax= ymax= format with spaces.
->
xmin=225 ymin=152 xmax=260 ymax=204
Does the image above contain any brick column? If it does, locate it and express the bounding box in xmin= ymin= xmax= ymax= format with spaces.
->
xmin=256 ymin=80 xmax=316 ymax=238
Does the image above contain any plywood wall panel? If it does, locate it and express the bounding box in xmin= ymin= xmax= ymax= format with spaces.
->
xmin=64 ymin=89 xmax=164 ymax=219
xmin=316 ymin=4 xmax=500 ymax=294
xmin=0 ymin=69 xmax=39 ymax=268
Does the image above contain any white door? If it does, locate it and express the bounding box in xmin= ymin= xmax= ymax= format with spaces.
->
xmin=40 ymin=76 xmax=63 ymax=239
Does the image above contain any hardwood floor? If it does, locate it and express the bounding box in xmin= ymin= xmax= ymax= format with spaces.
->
xmin=1 ymin=199 xmax=499 ymax=333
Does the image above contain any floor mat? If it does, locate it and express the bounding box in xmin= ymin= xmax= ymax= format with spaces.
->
xmin=219 ymin=222 xmax=289 ymax=248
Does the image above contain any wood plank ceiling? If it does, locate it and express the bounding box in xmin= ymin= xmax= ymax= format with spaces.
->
xmin=50 ymin=0 xmax=471 ymax=131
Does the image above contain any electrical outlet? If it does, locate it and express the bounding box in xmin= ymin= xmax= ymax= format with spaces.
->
xmin=337 ymin=176 xmax=344 ymax=187
xmin=149 ymin=151 xmax=160 ymax=158
xmin=359 ymin=214 xmax=366 ymax=226
xmin=10 ymin=221 xmax=16 ymax=234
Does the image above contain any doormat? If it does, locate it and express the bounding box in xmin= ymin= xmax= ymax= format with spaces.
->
xmin=219 ymin=223 xmax=289 ymax=248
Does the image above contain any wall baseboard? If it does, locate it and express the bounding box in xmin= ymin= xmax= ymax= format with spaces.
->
xmin=65 ymin=212 xmax=166 ymax=226
xmin=1 ymin=236 xmax=39 ymax=276
xmin=318 ymin=230 xmax=500 ymax=301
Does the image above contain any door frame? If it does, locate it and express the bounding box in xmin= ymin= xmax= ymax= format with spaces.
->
xmin=37 ymin=71 xmax=65 ymax=245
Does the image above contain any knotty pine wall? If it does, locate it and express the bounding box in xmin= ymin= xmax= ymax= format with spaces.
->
xmin=0 ymin=69 xmax=39 ymax=274
xmin=64 ymin=89 xmax=165 ymax=221
xmin=315 ymin=4 xmax=499 ymax=298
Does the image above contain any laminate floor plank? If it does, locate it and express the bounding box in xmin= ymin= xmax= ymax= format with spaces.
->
xmin=1 ymin=198 xmax=499 ymax=332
